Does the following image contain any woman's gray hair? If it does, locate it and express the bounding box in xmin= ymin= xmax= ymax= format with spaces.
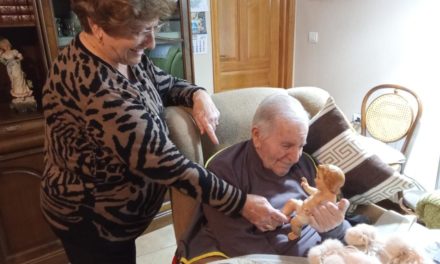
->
xmin=71 ymin=0 xmax=175 ymax=36
xmin=252 ymin=93 xmax=310 ymax=137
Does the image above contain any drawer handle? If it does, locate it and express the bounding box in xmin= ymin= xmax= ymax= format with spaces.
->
xmin=3 ymin=125 xmax=21 ymax=132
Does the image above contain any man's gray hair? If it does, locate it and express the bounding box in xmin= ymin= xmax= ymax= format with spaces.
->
xmin=252 ymin=93 xmax=310 ymax=137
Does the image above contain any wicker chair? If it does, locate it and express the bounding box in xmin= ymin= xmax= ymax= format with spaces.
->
xmin=361 ymin=84 xmax=422 ymax=159
xmin=360 ymin=84 xmax=424 ymax=214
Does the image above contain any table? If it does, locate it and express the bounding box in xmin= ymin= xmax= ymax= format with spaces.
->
xmin=210 ymin=254 xmax=308 ymax=264
xmin=210 ymin=210 xmax=440 ymax=264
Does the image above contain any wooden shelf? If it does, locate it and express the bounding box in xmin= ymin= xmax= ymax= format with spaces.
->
xmin=0 ymin=22 xmax=36 ymax=27
xmin=156 ymin=36 xmax=184 ymax=45
xmin=0 ymin=102 xmax=42 ymax=125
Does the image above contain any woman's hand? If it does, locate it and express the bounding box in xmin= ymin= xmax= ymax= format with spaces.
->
xmin=192 ymin=90 xmax=220 ymax=145
xmin=241 ymin=194 xmax=289 ymax=232
xmin=309 ymin=198 xmax=349 ymax=233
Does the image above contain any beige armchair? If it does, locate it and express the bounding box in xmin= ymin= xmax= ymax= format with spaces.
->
xmin=165 ymin=87 xmax=386 ymax=241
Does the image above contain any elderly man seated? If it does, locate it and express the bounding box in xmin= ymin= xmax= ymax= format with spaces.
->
xmin=174 ymin=94 xmax=352 ymax=263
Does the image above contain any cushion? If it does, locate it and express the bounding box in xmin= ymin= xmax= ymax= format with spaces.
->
xmin=416 ymin=191 xmax=440 ymax=229
xmin=304 ymin=97 xmax=413 ymax=205
xmin=354 ymin=135 xmax=406 ymax=166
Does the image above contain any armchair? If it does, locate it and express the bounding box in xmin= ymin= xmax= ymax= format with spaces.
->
xmin=165 ymin=87 xmax=388 ymax=241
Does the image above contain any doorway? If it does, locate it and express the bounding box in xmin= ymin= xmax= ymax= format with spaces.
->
xmin=211 ymin=0 xmax=295 ymax=93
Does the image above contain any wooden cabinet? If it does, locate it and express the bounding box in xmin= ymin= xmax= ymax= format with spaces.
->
xmin=0 ymin=0 xmax=194 ymax=263
xmin=0 ymin=120 xmax=68 ymax=264
xmin=0 ymin=1 xmax=68 ymax=262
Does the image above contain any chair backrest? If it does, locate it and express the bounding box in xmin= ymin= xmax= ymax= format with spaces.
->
xmin=360 ymin=84 xmax=422 ymax=157
xmin=165 ymin=86 xmax=330 ymax=241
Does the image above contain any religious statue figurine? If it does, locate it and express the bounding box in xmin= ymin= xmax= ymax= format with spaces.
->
xmin=0 ymin=37 xmax=37 ymax=112
xmin=282 ymin=164 xmax=345 ymax=240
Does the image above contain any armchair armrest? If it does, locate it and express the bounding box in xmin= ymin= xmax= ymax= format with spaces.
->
xmin=165 ymin=106 xmax=202 ymax=241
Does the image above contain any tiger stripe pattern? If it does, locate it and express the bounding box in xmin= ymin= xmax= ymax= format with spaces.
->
xmin=41 ymin=36 xmax=245 ymax=242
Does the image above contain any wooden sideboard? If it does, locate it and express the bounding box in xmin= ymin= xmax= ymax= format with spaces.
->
xmin=1 ymin=0 xmax=193 ymax=263
xmin=0 ymin=115 xmax=68 ymax=264
xmin=0 ymin=0 xmax=65 ymax=262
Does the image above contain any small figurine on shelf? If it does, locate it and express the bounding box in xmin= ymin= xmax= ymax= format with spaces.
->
xmin=0 ymin=37 xmax=36 ymax=112
xmin=282 ymin=164 xmax=346 ymax=240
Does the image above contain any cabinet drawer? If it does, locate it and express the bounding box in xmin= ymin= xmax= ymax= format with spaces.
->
xmin=0 ymin=118 xmax=44 ymax=155
xmin=0 ymin=118 xmax=43 ymax=136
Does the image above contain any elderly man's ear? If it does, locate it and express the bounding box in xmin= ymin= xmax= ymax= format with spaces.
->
xmin=251 ymin=126 xmax=262 ymax=149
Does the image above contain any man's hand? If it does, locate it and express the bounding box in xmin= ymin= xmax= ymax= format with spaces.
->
xmin=241 ymin=194 xmax=289 ymax=232
xmin=309 ymin=198 xmax=349 ymax=233
xmin=192 ymin=90 xmax=220 ymax=145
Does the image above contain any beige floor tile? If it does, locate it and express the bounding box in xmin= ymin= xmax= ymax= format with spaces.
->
xmin=136 ymin=224 xmax=176 ymax=257
xmin=136 ymin=245 xmax=176 ymax=264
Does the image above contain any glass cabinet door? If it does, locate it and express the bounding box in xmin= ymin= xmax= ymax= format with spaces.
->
xmin=50 ymin=0 xmax=80 ymax=47
xmin=39 ymin=0 xmax=71 ymax=61
xmin=147 ymin=0 xmax=194 ymax=82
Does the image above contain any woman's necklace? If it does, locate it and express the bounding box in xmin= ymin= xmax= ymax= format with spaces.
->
xmin=80 ymin=33 xmax=113 ymax=65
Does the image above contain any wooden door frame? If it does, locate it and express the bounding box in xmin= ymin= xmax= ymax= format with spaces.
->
xmin=210 ymin=0 xmax=295 ymax=92
xmin=278 ymin=0 xmax=295 ymax=88
xmin=210 ymin=0 xmax=223 ymax=93
xmin=179 ymin=0 xmax=195 ymax=83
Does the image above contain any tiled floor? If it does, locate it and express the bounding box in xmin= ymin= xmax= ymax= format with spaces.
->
xmin=136 ymin=224 xmax=177 ymax=264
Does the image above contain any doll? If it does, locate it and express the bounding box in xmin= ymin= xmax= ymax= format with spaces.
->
xmin=282 ymin=164 xmax=345 ymax=240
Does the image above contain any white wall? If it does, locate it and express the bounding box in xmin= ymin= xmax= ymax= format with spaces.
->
xmin=294 ymin=0 xmax=440 ymax=189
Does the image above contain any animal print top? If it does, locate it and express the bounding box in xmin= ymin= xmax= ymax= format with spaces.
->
xmin=41 ymin=36 xmax=245 ymax=242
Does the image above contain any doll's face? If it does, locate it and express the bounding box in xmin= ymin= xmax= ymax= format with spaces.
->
xmin=316 ymin=164 xmax=345 ymax=193
xmin=315 ymin=170 xmax=326 ymax=190
xmin=0 ymin=39 xmax=11 ymax=52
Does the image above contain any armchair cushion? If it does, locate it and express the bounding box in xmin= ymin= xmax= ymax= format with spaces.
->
xmin=304 ymin=97 xmax=413 ymax=206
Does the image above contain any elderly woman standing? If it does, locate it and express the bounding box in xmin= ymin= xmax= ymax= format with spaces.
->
xmin=40 ymin=0 xmax=287 ymax=263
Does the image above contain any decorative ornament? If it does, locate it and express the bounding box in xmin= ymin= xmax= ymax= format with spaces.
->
xmin=0 ymin=37 xmax=37 ymax=112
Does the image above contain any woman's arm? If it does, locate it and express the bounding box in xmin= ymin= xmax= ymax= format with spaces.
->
xmin=83 ymin=85 xmax=286 ymax=228
xmin=143 ymin=56 xmax=204 ymax=107
xmin=191 ymin=90 xmax=220 ymax=144
xmin=143 ymin=56 xmax=220 ymax=144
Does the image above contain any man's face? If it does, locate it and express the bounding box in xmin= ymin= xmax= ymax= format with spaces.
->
xmin=253 ymin=118 xmax=308 ymax=177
